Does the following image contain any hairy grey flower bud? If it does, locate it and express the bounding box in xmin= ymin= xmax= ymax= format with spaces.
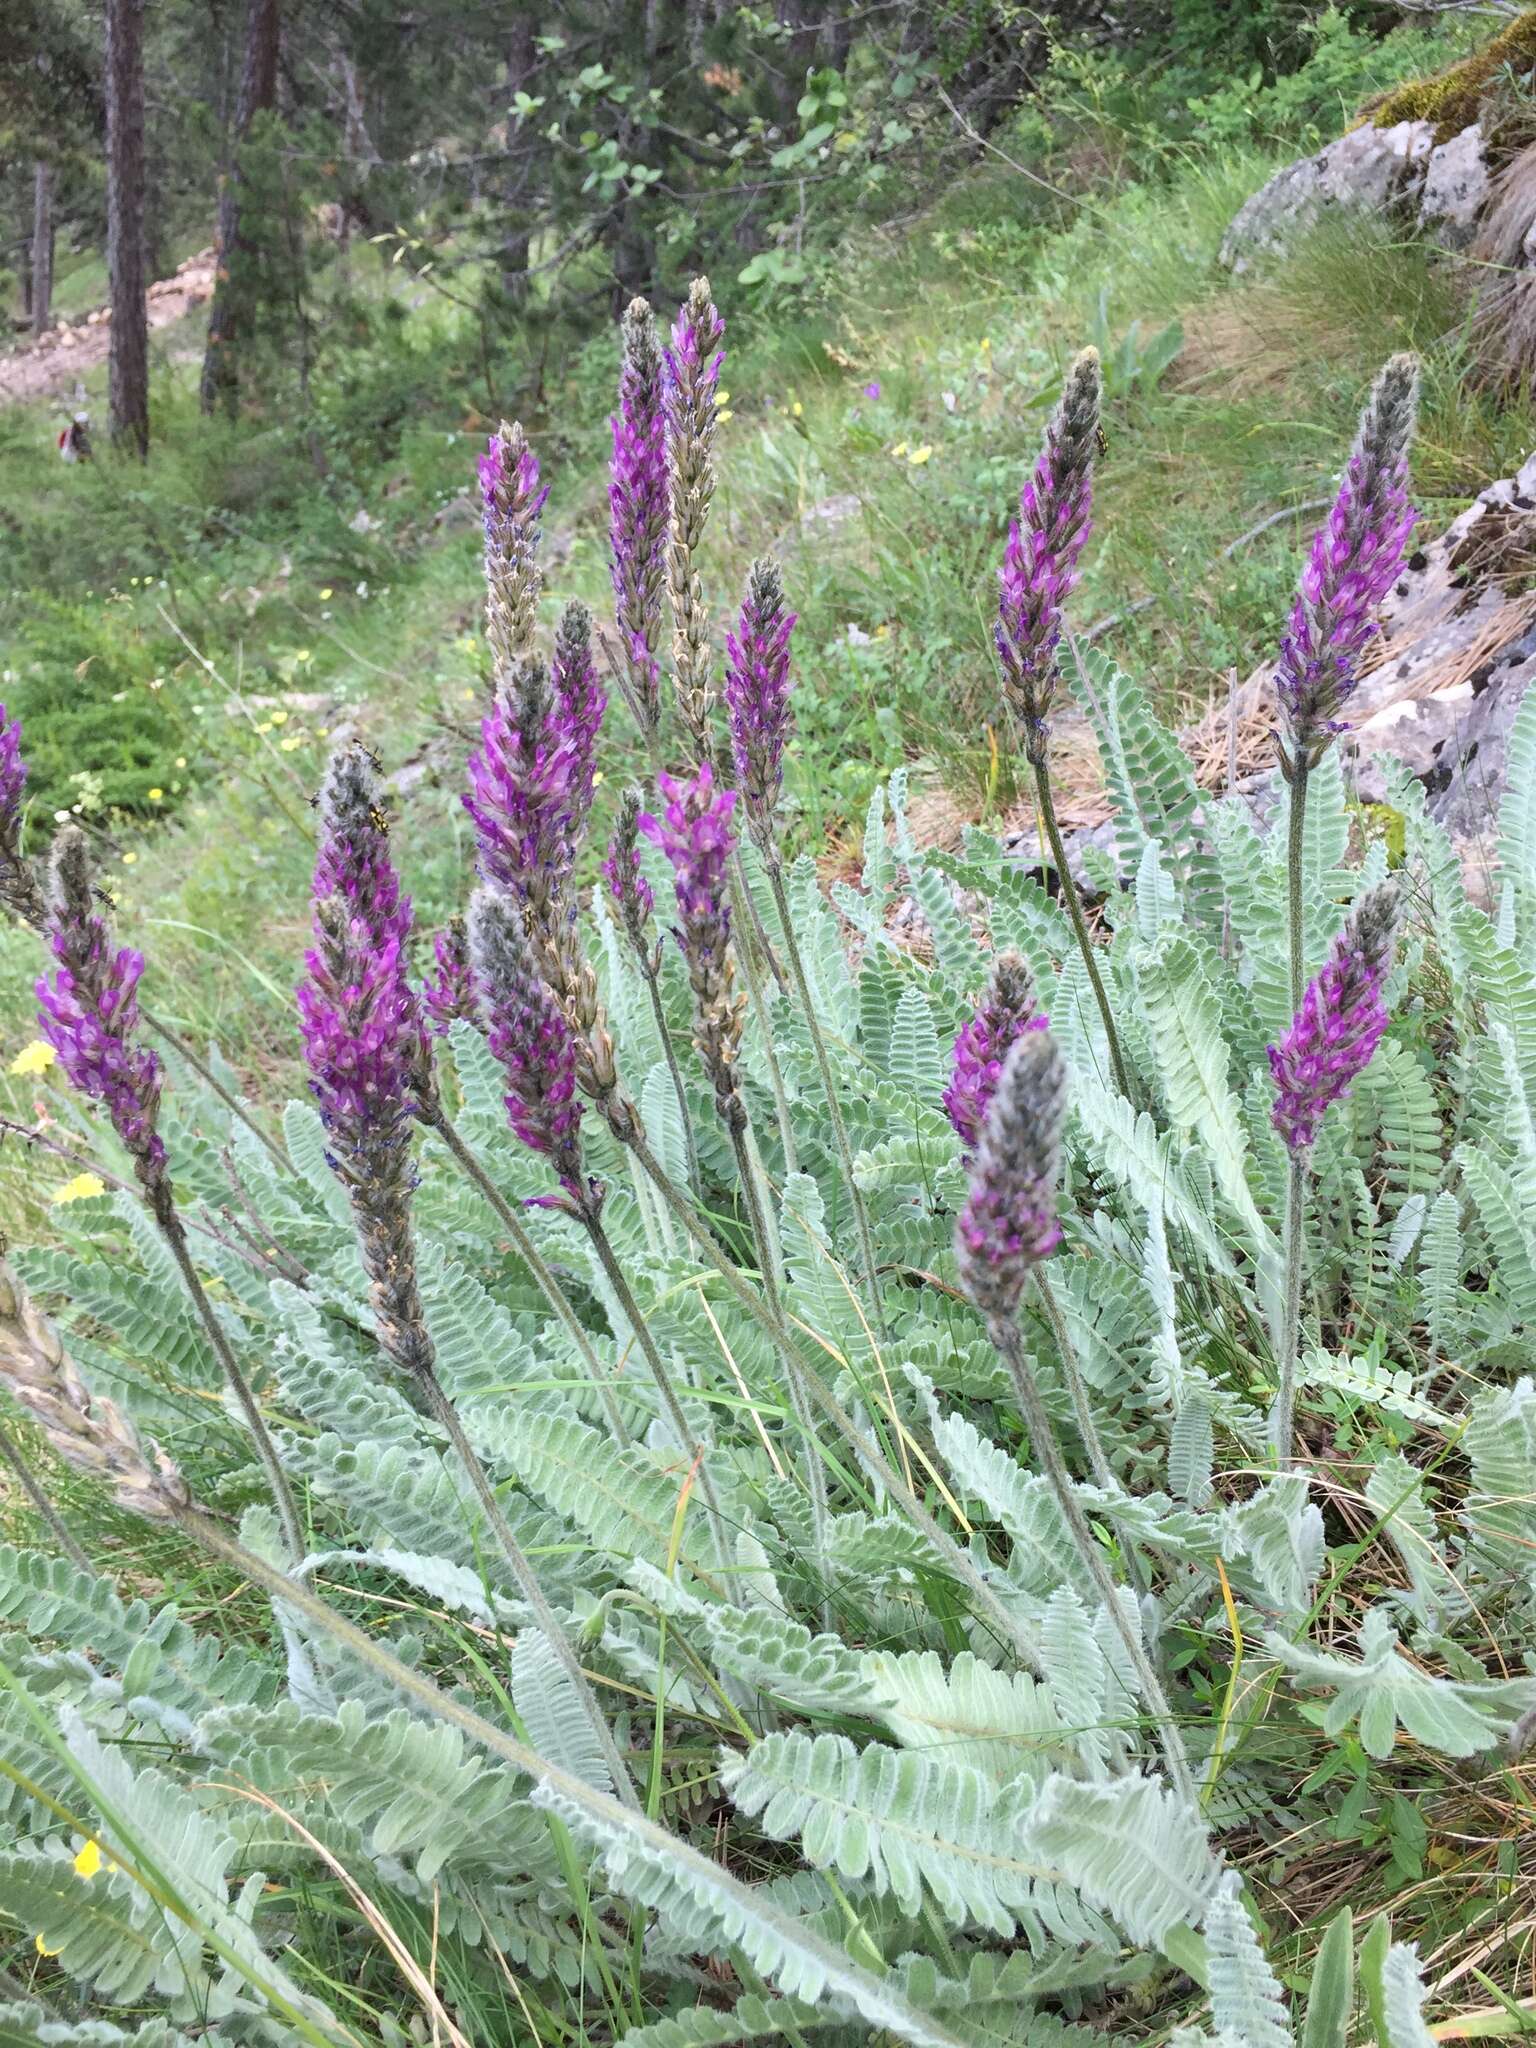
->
xmin=955 ymin=1026 xmax=1069 ymax=1320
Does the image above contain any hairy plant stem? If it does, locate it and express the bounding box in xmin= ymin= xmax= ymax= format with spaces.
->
xmin=577 ymin=1205 xmax=737 ymax=1590
xmin=167 ymin=1504 xmax=966 ymax=2048
xmin=730 ymin=862 xmax=798 ymax=1179
xmin=1031 ymin=758 xmax=1130 ymax=1100
xmin=155 ymin=1200 xmax=305 ymax=1565
xmin=726 ymin=1118 xmax=830 ymax=1600
xmin=1033 ymin=1270 xmax=1113 ymax=1490
xmin=0 ymin=1413 xmax=91 ymax=1569
xmin=424 ymin=1110 xmax=630 ymax=1446
xmin=990 ymin=1315 xmax=1196 ymax=1804
xmin=636 ymin=954 xmax=702 ymax=1196
xmin=1285 ymin=761 xmax=1309 ymax=1013
xmin=613 ymin=1120 xmax=1046 ymax=1675
xmin=1274 ymin=1152 xmax=1307 ymax=1474
xmin=415 ymin=1369 xmax=640 ymax=1809
xmin=764 ymin=860 xmax=883 ymax=1335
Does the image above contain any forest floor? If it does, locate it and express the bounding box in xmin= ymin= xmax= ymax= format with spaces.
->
xmin=0 ymin=250 xmax=215 ymax=406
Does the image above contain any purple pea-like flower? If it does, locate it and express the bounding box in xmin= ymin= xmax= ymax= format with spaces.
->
xmin=863 ymin=382 xmax=881 ymax=401
xmin=610 ymin=298 xmax=668 ymax=739
xmin=724 ymin=557 xmax=796 ymax=854
xmin=480 ymin=420 xmax=549 ymax=676
xmin=944 ymin=951 xmax=1046 ymax=1159
xmin=1268 ymin=880 xmax=1403 ymax=1155
xmin=1 ymin=702 xmax=46 ymax=929
xmin=464 ymin=656 xmax=580 ymax=917
xmin=552 ymin=599 xmax=606 ymax=845
xmin=421 ymin=916 xmax=477 ymax=1034
xmin=1275 ymin=356 xmax=1419 ymax=765
xmin=469 ymin=885 xmax=590 ymax=1211
xmin=298 ymin=746 xmax=424 ymax=1166
xmin=640 ymin=761 xmax=744 ymax=1122
xmin=955 ymin=1025 xmax=1068 ymax=1321
xmin=995 ymin=348 xmax=1100 ymax=766
xmin=36 ymin=827 xmax=166 ymax=1189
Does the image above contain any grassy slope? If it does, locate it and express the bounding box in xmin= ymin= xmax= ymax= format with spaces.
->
xmin=3 ymin=16 xmax=1522 ymax=1220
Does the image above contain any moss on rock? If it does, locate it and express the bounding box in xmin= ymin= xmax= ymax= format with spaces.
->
xmin=1363 ymin=8 xmax=1536 ymax=144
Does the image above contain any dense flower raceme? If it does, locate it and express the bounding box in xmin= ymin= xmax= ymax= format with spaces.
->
xmin=664 ymin=278 xmax=727 ymax=757
xmin=36 ymin=826 xmax=166 ymax=1189
xmin=1269 ymin=879 xmax=1404 ymax=1154
xmin=464 ymin=656 xmax=582 ymax=924
xmin=640 ymin=761 xmax=745 ymax=1122
xmin=480 ymin=420 xmax=549 ymax=677
xmin=943 ymin=951 xmax=1046 ymax=1158
xmin=995 ymin=348 xmax=1101 ymax=765
xmin=604 ymin=787 xmax=655 ymax=953
xmin=955 ymin=1023 xmax=1069 ymax=1321
xmin=610 ymin=297 xmax=668 ymax=736
xmin=724 ymin=557 xmax=796 ymax=852
xmin=298 ymin=745 xmax=425 ymax=1165
xmin=421 ymin=916 xmax=477 ymax=1033
xmin=469 ymin=885 xmax=590 ymax=1209
xmin=552 ymin=599 xmax=606 ymax=842
xmin=0 ymin=702 xmax=46 ymax=928
xmin=1275 ymin=355 xmax=1419 ymax=764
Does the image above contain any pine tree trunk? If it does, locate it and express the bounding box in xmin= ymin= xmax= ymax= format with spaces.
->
xmin=30 ymin=163 xmax=54 ymax=338
xmin=105 ymin=0 xmax=149 ymax=456
xmin=200 ymin=0 xmax=282 ymax=416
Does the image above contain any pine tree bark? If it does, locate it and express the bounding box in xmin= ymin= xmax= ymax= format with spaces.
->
xmin=105 ymin=0 xmax=149 ymax=456
xmin=200 ymin=0 xmax=282 ymax=415
xmin=30 ymin=163 xmax=54 ymax=338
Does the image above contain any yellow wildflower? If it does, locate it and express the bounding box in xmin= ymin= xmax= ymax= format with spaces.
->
xmin=279 ymin=735 xmax=303 ymax=752
xmin=716 ymin=389 xmax=730 ymax=407
xmin=294 ymin=649 xmax=312 ymax=664
xmin=9 ymin=1040 xmax=56 ymax=1077
xmin=175 ymin=755 xmax=187 ymax=768
xmin=891 ymin=441 xmax=908 ymax=458
xmin=319 ymin=586 xmax=334 ymax=600
xmin=269 ymin=708 xmax=289 ymax=726
xmin=121 ymin=852 xmax=137 ymax=866
xmin=147 ymin=788 xmax=163 ymax=802
xmin=791 ymin=400 xmax=803 ymax=418
xmin=908 ymin=445 xmax=932 ymax=466
xmin=53 ymin=1174 xmax=106 ymax=1205
xmin=716 ymin=409 xmax=734 ymax=423
xmin=74 ymin=1839 xmax=104 ymax=1879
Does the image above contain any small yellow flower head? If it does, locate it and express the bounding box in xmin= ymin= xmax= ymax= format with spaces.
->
xmin=147 ymin=788 xmax=163 ymax=802
xmin=175 ymin=755 xmax=187 ymax=769
xmin=73 ymin=1838 xmax=104 ymax=1879
xmin=295 ymin=649 xmax=312 ymax=664
xmin=279 ymin=734 xmax=303 ymax=752
xmin=319 ymin=586 xmax=334 ymax=600
xmin=891 ymin=441 xmax=908 ymax=458
xmin=908 ymin=445 xmax=933 ymax=466
xmin=53 ymin=1173 xmax=106 ymax=1205
xmin=716 ymin=409 xmax=734 ymax=423
xmin=121 ymin=851 xmax=137 ymax=867
xmin=790 ymin=400 xmax=803 ymax=418
xmin=269 ymin=708 xmax=289 ymax=726
xmin=9 ymin=1040 xmax=57 ymax=1078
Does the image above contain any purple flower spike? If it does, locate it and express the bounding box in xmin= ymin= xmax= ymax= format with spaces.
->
xmin=995 ymin=348 xmax=1100 ymax=766
xmin=1 ymin=702 xmax=46 ymax=929
xmin=610 ymin=298 xmax=668 ymax=741
xmin=725 ymin=557 xmax=796 ymax=854
xmin=469 ymin=885 xmax=590 ymax=1211
xmin=299 ymin=746 xmax=424 ymax=1165
xmin=480 ymin=420 xmax=549 ymax=676
xmin=464 ymin=656 xmax=580 ymax=930
xmin=604 ymin=787 xmax=655 ymax=952
xmin=944 ymin=951 xmax=1047 ymax=1159
xmin=1269 ymin=880 xmax=1403 ymax=1155
xmin=552 ymin=600 xmax=606 ymax=845
xmin=1275 ymin=356 xmax=1419 ymax=766
xmin=36 ymin=828 xmax=166 ymax=1191
xmin=955 ymin=1026 xmax=1068 ymax=1321
xmin=664 ymin=277 xmax=727 ymax=759
xmin=421 ymin=916 xmax=477 ymax=1034
xmin=639 ymin=761 xmax=744 ymax=1123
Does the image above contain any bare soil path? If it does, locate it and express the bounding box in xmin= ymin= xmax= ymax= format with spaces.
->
xmin=0 ymin=250 xmax=215 ymax=407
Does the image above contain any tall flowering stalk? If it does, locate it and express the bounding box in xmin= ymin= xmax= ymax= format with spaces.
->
xmin=552 ymin=599 xmax=606 ymax=847
xmin=610 ymin=297 xmax=669 ymax=754
xmin=37 ymin=826 xmax=303 ymax=1560
xmin=994 ymin=349 xmax=1129 ymax=1099
xmin=481 ymin=420 xmax=548 ymax=680
xmin=605 ymin=788 xmax=700 ymax=1193
xmin=302 ymin=749 xmax=637 ymax=1800
xmin=1275 ymin=356 xmax=1418 ymax=1013
xmin=664 ymin=277 xmax=726 ymax=763
xmin=728 ymin=559 xmax=884 ymax=1327
xmin=470 ymin=877 xmax=733 ymax=1576
xmin=1269 ymin=880 xmax=1403 ymax=1469
xmin=957 ymin=1027 xmax=1194 ymax=1801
